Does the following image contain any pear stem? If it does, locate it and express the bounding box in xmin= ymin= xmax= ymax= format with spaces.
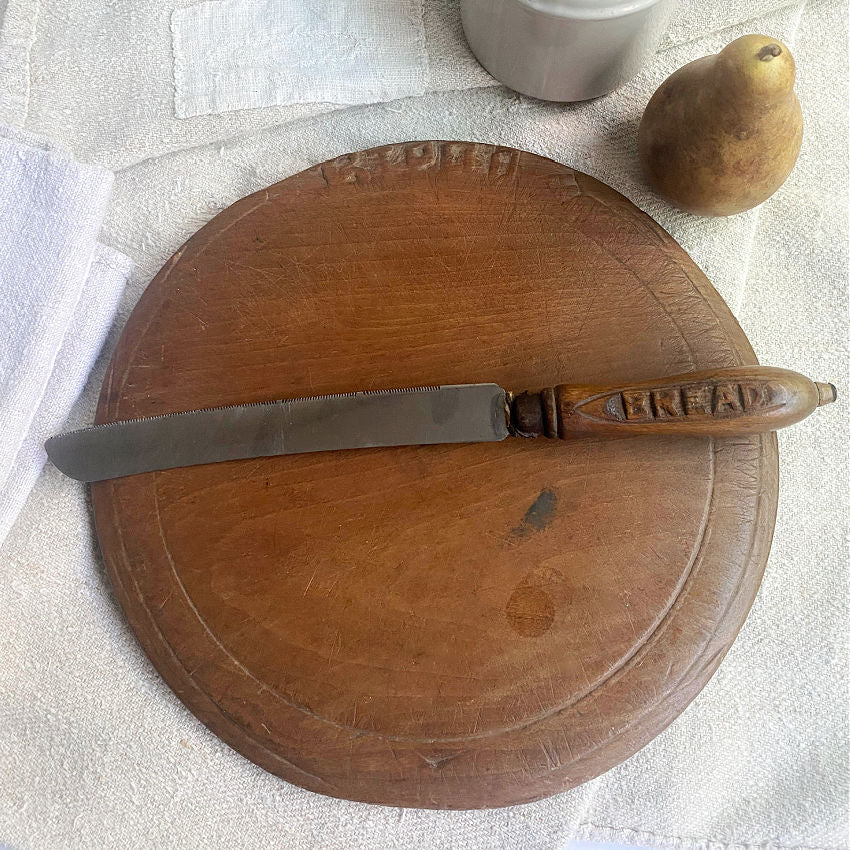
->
xmin=758 ymin=44 xmax=783 ymax=61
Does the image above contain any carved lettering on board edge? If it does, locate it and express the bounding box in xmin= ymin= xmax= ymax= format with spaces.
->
xmin=312 ymin=141 xmax=558 ymax=189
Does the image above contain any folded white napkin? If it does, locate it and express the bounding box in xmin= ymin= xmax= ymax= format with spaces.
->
xmin=172 ymin=0 xmax=428 ymax=118
xmin=0 ymin=127 xmax=132 ymax=544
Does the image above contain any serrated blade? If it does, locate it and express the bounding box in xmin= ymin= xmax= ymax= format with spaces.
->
xmin=45 ymin=384 xmax=509 ymax=482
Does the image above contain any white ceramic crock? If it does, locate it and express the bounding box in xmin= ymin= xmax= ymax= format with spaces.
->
xmin=461 ymin=0 xmax=677 ymax=102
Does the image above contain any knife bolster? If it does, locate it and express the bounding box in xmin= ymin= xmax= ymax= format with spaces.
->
xmin=510 ymin=389 xmax=558 ymax=438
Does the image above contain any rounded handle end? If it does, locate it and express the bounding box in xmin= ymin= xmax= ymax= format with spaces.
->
xmin=815 ymin=382 xmax=837 ymax=406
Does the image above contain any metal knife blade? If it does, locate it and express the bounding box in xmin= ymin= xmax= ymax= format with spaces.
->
xmin=45 ymin=384 xmax=509 ymax=482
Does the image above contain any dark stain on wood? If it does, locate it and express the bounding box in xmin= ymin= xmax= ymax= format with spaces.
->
xmin=511 ymin=488 xmax=557 ymax=538
xmin=505 ymin=585 xmax=556 ymax=638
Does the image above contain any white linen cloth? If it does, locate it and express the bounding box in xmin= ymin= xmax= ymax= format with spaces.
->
xmin=0 ymin=128 xmax=132 ymax=545
xmin=0 ymin=1 xmax=846 ymax=848
xmin=172 ymin=0 xmax=428 ymax=117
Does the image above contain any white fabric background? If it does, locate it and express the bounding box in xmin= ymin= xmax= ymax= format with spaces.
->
xmin=0 ymin=128 xmax=133 ymax=545
xmin=172 ymin=0 xmax=428 ymax=117
xmin=0 ymin=0 xmax=846 ymax=848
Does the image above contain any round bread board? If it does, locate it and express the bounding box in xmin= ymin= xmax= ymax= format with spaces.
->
xmin=92 ymin=142 xmax=778 ymax=809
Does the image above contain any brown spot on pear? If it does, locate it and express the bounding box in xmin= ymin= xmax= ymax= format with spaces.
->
xmin=638 ymin=34 xmax=803 ymax=216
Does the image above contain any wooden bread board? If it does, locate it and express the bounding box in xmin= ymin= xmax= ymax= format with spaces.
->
xmin=92 ymin=142 xmax=777 ymax=809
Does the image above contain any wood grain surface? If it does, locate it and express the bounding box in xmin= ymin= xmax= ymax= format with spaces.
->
xmin=91 ymin=142 xmax=778 ymax=809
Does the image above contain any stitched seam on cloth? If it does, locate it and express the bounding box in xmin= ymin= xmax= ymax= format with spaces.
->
xmin=412 ymin=0 xmax=428 ymax=88
xmin=577 ymin=821 xmax=843 ymax=850
xmin=0 ymin=0 xmax=39 ymax=124
xmin=169 ymin=6 xmax=188 ymax=120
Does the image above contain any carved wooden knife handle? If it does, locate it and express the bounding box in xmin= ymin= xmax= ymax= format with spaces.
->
xmin=509 ymin=366 xmax=836 ymax=438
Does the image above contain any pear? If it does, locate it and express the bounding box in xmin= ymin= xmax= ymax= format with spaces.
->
xmin=638 ymin=34 xmax=803 ymax=216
